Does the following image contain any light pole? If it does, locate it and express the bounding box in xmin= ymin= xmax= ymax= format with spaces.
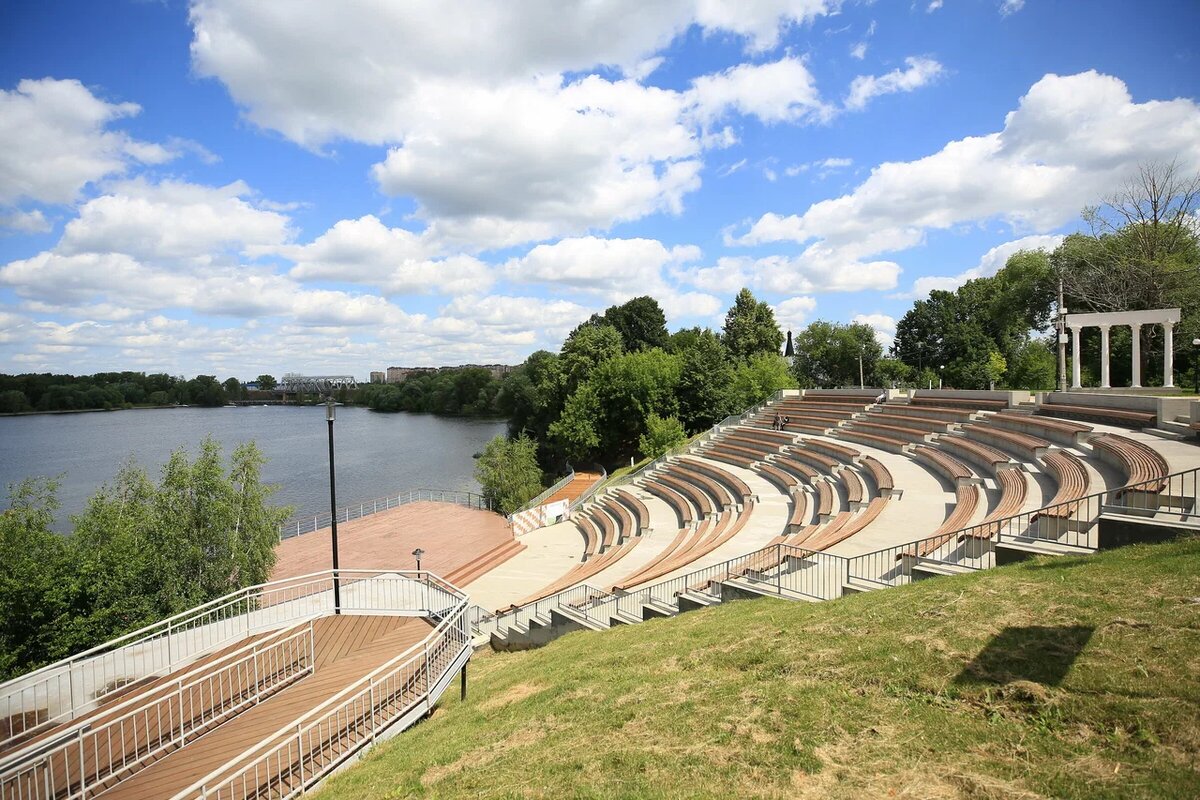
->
xmin=858 ymin=345 xmax=865 ymax=389
xmin=412 ymin=548 xmax=424 ymax=572
xmin=1193 ymin=338 xmax=1200 ymax=395
xmin=326 ymin=400 xmax=341 ymax=614
xmin=1056 ymin=280 xmax=1068 ymax=393
xmin=938 ymin=365 xmax=945 ymax=390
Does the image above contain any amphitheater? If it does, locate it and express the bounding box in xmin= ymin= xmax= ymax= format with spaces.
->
xmin=3 ymin=388 xmax=1198 ymax=798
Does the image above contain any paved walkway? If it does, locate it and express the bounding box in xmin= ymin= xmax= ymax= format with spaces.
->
xmin=543 ymin=470 xmax=603 ymax=507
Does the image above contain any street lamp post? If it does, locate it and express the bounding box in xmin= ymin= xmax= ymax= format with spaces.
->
xmin=326 ymin=400 xmax=341 ymax=614
xmin=858 ymin=345 xmax=865 ymax=389
xmin=412 ymin=548 xmax=424 ymax=572
xmin=1193 ymin=338 xmax=1200 ymax=395
xmin=1056 ymin=280 xmax=1068 ymax=393
xmin=938 ymin=365 xmax=945 ymax=390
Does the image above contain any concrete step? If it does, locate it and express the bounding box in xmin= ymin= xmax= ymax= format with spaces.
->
xmin=677 ymin=590 xmax=722 ymax=612
xmin=996 ymin=536 xmax=1089 ymax=565
xmin=911 ymin=559 xmax=974 ymax=580
xmin=642 ymin=599 xmax=678 ymax=620
xmin=610 ymin=609 xmax=643 ymax=627
xmin=842 ymin=577 xmax=881 ymax=595
xmin=551 ymin=605 xmax=608 ymax=631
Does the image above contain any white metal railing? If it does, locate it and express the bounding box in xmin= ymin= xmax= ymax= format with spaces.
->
xmin=513 ymin=468 xmax=576 ymax=516
xmin=473 ymin=584 xmax=606 ymax=639
xmin=0 ymin=570 xmax=447 ymax=748
xmin=281 ymin=489 xmax=494 ymax=538
xmin=0 ymin=623 xmax=316 ymax=800
xmin=169 ymin=578 xmax=470 ymax=799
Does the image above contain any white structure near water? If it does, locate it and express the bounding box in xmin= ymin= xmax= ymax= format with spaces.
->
xmin=1065 ymin=308 xmax=1181 ymax=389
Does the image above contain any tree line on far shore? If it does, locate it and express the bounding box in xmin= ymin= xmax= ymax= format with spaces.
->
xmin=0 ymin=372 xmax=283 ymax=413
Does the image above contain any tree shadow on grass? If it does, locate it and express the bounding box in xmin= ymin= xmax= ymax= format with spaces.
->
xmin=954 ymin=625 xmax=1095 ymax=687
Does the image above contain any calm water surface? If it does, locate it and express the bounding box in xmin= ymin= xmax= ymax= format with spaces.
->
xmin=0 ymin=406 xmax=508 ymax=530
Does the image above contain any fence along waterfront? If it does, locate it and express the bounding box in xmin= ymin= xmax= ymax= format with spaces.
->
xmin=280 ymin=489 xmax=494 ymax=539
xmin=476 ymin=465 xmax=1199 ymax=637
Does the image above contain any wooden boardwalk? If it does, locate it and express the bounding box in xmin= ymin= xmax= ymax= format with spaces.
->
xmin=272 ymin=501 xmax=514 ymax=581
xmin=543 ymin=471 xmax=603 ymax=507
xmin=96 ymin=615 xmax=430 ymax=799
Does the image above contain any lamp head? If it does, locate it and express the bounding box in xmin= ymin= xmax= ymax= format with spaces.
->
xmin=1193 ymin=337 xmax=1200 ymax=347
xmin=326 ymin=399 xmax=336 ymax=422
xmin=412 ymin=548 xmax=424 ymax=559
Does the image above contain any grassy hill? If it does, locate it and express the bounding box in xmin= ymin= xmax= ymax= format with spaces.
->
xmin=316 ymin=538 xmax=1200 ymax=799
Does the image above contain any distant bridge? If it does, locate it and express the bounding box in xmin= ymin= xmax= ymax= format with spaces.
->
xmin=278 ymin=374 xmax=358 ymax=394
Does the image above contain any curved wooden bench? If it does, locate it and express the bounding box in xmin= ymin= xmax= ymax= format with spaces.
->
xmin=575 ymin=515 xmax=600 ymax=560
xmin=726 ymin=429 xmax=793 ymax=449
xmin=911 ymin=445 xmax=974 ymax=485
xmin=911 ymin=396 xmax=1007 ymax=412
xmin=865 ymin=410 xmax=956 ymax=431
xmin=613 ymin=523 xmax=698 ymax=591
xmin=935 ymin=434 xmax=1011 ymax=474
xmin=706 ymin=447 xmax=758 ymax=470
xmin=1035 ymin=451 xmax=1090 ymax=519
xmin=983 ymin=469 xmax=1027 ymax=523
xmin=860 ymin=456 xmax=893 ymax=496
xmin=780 ymin=417 xmax=840 ymax=434
xmin=786 ymin=490 xmax=809 ymax=533
xmin=775 ymin=454 xmax=820 ymax=483
xmin=1038 ymin=403 xmax=1156 ymax=428
xmin=838 ymin=468 xmax=865 ymax=507
xmin=712 ymin=439 xmax=772 ymax=463
xmin=664 ymin=467 xmax=727 ymax=514
xmin=911 ymin=484 xmax=980 ymax=557
xmin=613 ymin=489 xmax=649 ymax=533
xmin=806 ymin=495 xmax=889 ymax=551
xmin=813 ymin=479 xmax=834 ymax=519
xmin=754 ymin=462 xmax=800 ymax=494
xmin=589 ymin=506 xmax=618 ymax=552
xmin=1091 ymin=434 xmax=1169 ymax=494
xmin=642 ymin=480 xmax=693 ymax=527
xmin=785 ymin=445 xmax=840 ymax=473
xmin=719 ymin=435 xmax=782 ymax=457
xmin=803 ymin=438 xmax=860 ymax=462
xmin=606 ymin=497 xmax=635 ymax=542
xmin=836 ymin=429 xmax=910 ymax=454
xmin=990 ymin=410 xmax=1091 ymax=447
xmin=849 ymin=419 xmax=931 ymax=442
xmin=680 ymin=457 xmax=752 ymax=503
xmin=961 ymin=422 xmax=1050 ymax=460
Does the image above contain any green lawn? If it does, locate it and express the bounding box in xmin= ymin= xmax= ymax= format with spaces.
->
xmin=316 ymin=538 xmax=1200 ymax=799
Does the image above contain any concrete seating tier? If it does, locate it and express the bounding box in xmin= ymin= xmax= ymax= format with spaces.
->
xmin=784 ymin=445 xmax=841 ymax=473
xmin=774 ymin=454 xmax=820 ymax=483
xmin=607 ymin=498 xmax=635 ymax=543
xmin=835 ymin=428 xmax=911 ymax=454
xmin=982 ymin=469 xmax=1028 ymax=523
xmin=1090 ymin=434 xmax=1169 ymax=494
xmin=934 ymin=434 xmax=1013 ymax=474
xmin=657 ymin=472 xmax=715 ymax=517
xmin=989 ymin=409 xmax=1092 ymax=447
xmin=760 ymin=404 xmax=862 ymax=420
xmin=1034 ymin=451 xmax=1090 ymax=520
xmin=614 ymin=489 xmax=650 ymax=532
xmin=868 ymin=407 xmax=961 ymax=431
xmin=785 ymin=488 xmax=810 ymax=533
xmin=838 ymin=468 xmax=865 ymax=507
xmin=575 ymin=515 xmax=600 ymax=559
xmin=911 ymin=445 xmax=974 ymax=485
xmin=879 ymin=404 xmax=975 ymax=423
xmin=753 ymin=461 xmax=801 ymax=494
xmin=845 ymin=419 xmax=933 ymax=442
xmin=680 ymin=457 xmax=752 ymax=503
xmin=705 ymin=445 xmax=759 ymax=470
xmin=795 ymin=392 xmax=879 ymax=405
xmin=912 ymin=485 xmax=981 ymax=557
xmin=643 ymin=481 xmax=694 ymax=527
xmin=750 ymin=415 xmax=834 ymax=434
xmin=804 ymin=496 xmax=889 ymax=551
xmin=812 ymin=479 xmax=835 ymax=519
xmin=666 ymin=466 xmax=729 ymax=514
xmin=614 ymin=499 xmax=756 ymax=590
xmin=960 ymin=422 xmax=1050 ymax=460
xmin=589 ymin=506 xmax=618 ymax=552
xmin=803 ymin=438 xmax=860 ymax=462
xmin=721 ymin=432 xmax=788 ymax=455
xmin=860 ymin=456 xmax=894 ymax=496
xmin=911 ymin=396 xmax=1008 ymax=412
xmin=730 ymin=427 xmax=799 ymax=446
xmin=1037 ymin=402 xmax=1156 ymax=429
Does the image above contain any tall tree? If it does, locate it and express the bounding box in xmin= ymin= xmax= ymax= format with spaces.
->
xmin=596 ymin=296 xmax=669 ymax=352
xmin=474 ymin=434 xmax=544 ymax=515
xmin=560 ymin=323 xmax=623 ymax=392
xmin=721 ymin=288 xmax=784 ymax=361
xmin=256 ymin=374 xmax=278 ymax=390
xmin=674 ymin=329 xmax=737 ymax=432
xmin=792 ymin=321 xmax=881 ymax=388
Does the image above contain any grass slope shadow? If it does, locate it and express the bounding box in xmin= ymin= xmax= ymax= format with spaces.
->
xmin=954 ymin=624 xmax=1095 ymax=687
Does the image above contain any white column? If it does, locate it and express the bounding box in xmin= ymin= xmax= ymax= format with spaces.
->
xmin=1163 ymin=322 xmax=1175 ymax=388
xmin=1130 ymin=323 xmax=1142 ymax=388
xmin=1098 ymin=325 xmax=1111 ymax=388
xmin=1070 ymin=325 xmax=1083 ymax=388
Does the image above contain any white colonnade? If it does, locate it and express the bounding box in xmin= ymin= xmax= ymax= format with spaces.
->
xmin=1065 ymin=308 xmax=1180 ymax=389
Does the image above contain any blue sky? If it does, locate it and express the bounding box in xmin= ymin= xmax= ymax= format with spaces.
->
xmin=1 ymin=0 xmax=1198 ymax=379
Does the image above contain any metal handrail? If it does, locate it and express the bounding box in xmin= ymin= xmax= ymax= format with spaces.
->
xmin=171 ymin=590 xmax=470 ymax=800
xmin=514 ymin=467 xmax=576 ymax=515
xmin=0 ymin=624 xmax=316 ymax=800
xmin=572 ymin=464 xmax=608 ymax=508
xmin=0 ymin=569 xmax=434 ymax=745
xmin=281 ymin=489 xmax=494 ymax=538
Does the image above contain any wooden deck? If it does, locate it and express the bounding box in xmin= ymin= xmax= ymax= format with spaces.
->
xmin=542 ymin=471 xmax=603 ymax=507
xmin=96 ymin=615 xmax=431 ymax=799
xmin=272 ymin=501 xmax=514 ymax=581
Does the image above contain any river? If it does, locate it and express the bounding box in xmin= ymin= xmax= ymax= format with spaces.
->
xmin=0 ymin=406 xmax=508 ymax=531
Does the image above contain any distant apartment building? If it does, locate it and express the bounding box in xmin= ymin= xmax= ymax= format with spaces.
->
xmin=385 ymin=366 xmax=438 ymax=384
xmin=369 ymin=371 xmax=385 ymax=383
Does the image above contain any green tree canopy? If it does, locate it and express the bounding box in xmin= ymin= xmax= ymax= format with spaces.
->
xmin=256 ymin=374 xmax=278 ymax=390
xmin=594 ymin=296 xmax=669 ymax=352
xmin=673 ymin=328 xmax=737 ymax=432
xmin=638 ymin=413 xmax=687 ymax=460
xmin=792 ymin=321 xmax=882 ymax=388
xmin=560 ymin=323 xmax=623 ymax=392
xmin=721 ymin=288 xmax=784 ymax=362
xmin=731 ymin=353 xmax=797 ymax=408
xmin=474 ymin=434 xmax=544 ymax=515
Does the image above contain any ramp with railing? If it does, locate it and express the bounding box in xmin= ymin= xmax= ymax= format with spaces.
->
xmin=0 ymin=570 xmax=471 ymax=800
